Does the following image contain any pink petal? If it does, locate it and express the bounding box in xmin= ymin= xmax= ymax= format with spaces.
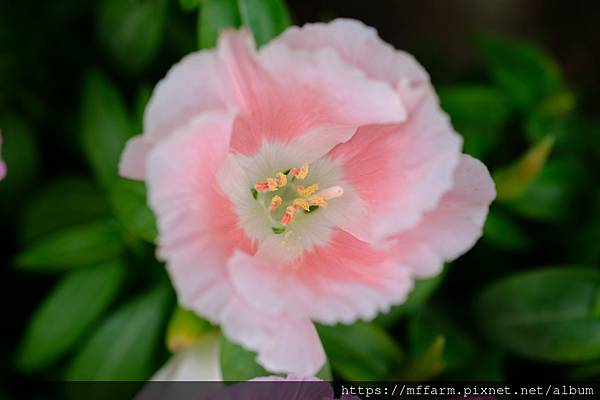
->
xmin=227 ymin=31 xmax=406 ymax=155
xmin=329 ymin=87 xmax=462 ymax=242
xmin=119 ymin=135 xmax=155 ymax=180
xmin=146 ymin=111 xmax=252 ymax=320
xmin=227 ymin=231 xmax=413 ymax=325
xmin=389 ymin=155 xmax=496 ymax=278
xmin=220 ymin=296 xmax=326 ymax=376
xmin=144 ymin=50 xmax=240 ymax=140
xmin=276 ymin=18 xmax=428 ymax=90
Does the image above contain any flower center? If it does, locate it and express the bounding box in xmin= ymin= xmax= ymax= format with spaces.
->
xmin=253 ymin=162 xmax=343 ymax=234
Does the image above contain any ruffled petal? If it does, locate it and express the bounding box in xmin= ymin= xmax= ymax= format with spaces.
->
xmin=227 ymin=30 xmax=406 ymax=155
xmin=119 ymin=135 xmax=155 ymax=180
xmin=146 ymin=111 xmax=252 ymax=321
xmin=389 ymin=155 xmax=496 ymax=277
xmin=275 ymin=18 xmax=428 ymax=89
xmin=219 ymin=295 xmax=326 ymax=376
xmin=227 ymin=231 xmax=413 ymax=325
xmin=329 ymin=87 xmax=462 ymax=242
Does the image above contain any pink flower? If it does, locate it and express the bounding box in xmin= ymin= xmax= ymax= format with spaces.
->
xmin=0 ymin=131 xmax=6 ymax=181
xmin=119 ymin=19 xmax=495 ymax=375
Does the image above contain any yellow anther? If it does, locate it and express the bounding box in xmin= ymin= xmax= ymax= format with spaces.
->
xmin=293 ymin=198 xmax=311 ymax=212
xmin=297 ymin=183 xmax=319 ymax=198
xmin=275 ymin=172 xmax=287 ymax=187
xmin=291 ymin=163 xmax=309 ymax=179
xmin=269 ymin=195 xmax=283 ymax=211
xmin=308 ymin=195 xmax=328 ymax=208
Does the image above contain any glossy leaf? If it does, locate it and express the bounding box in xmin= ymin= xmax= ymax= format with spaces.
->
xmin=198 ymin=0 xmax=240 ymax=49
xmin=439 ymin=85 xmax=512 ymax=158
xmin=109 ymin=179 xmax=157 ymax=243
xmin=17 ymin=262 xmax=125 ymax=372
xmin=494 ymin=135 xmax=554 ymax=200
xmin=317 ymin=322 xmax=402 ymax=381
xmin=96 ymin=0 xmax=168 ymax=74
xmin=375 ymin=268 xmax=446 ymax=327
xmin=80 ymin=70 xmax=132 ymax=188
xmin=477 ymin=35 xmax=563 ymax=109
xmin=0 ymin=116 xmax=40 ymax=213
xmin=409 ymin=308 xmax=476 ymax=373
xmin=483 ymin=207 xmax=530 ymax=251
xmin=237 ymin=0 xmax=291 ymax=46
xmin=16 ymin=220 xmax=124 ymax=272
xmin=219 ymin=334 xmax=268 ymax=380
xmin=20 ymin=177 xmax=110 ymax=244
xmin=66 ymin=283 xmax=171 ymax=380
xmin=476 ymin=267 xmax=600 ymax=363
xmin=507 ymin=159 xmax=587 ymax=222
xmin=179 ymin=0 xmax=203 ymax=11
xmin=398 ymin=336 xmax=445 ymax=380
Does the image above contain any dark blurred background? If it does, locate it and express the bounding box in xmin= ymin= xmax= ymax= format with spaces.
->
xmin=1 ymin=0 xmax=599 ymax=391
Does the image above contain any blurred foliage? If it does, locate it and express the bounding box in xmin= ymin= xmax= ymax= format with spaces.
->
xmin=0 ymin=0 xmax=599 ymax=390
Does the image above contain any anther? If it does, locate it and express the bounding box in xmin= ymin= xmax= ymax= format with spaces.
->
xmin=290 ymin=163 xmax=309 ymax=179
xmin=269 ymin=195 xmax=283 ymax=211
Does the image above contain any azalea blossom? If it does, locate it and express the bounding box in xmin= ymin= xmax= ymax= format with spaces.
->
xmin=0 ymin=132 xmax=6 ymax=181
xmin=119 ymin=19 xmax=495 ymax=375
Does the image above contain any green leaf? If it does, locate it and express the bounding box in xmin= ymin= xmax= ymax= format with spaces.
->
xmin=439 ymin=85 xmax=512 ymax=158
xmin=16 ymin=220 xmax=124 ymax=272
xmin=198 ymin=0 xmax=241 ymax=49
xmin=483 ymin=207 xmax=530 ymax=251
xmin=524 ymin=90 xmax=576 ymax=143
xmin=109 ymin=179 xmax=157 ymax=243
xmin=237 ymin=0 xmax=291 ymax=47
xmin=96 ymin=0 xmax=168 ymax=74
xmin=179 ymin=0 xmax=203 ymax=11
xmin=397 ymin=335 xmax=446 ymax=380
xmin=166 ymin=305 xmax=215 ymax=352
xmin=375 ymin=268 xmax=446 ymax=327
xmin=133 ymin=85 xmax=152 ymax=134
xmin=66 ymin=283 xmax=171 ymax=380
xmin=317 ymin=322 xmax=402 ymax=381
xmin=315 ymin=358 xmax=332 ymax=380
xmin=507 ymin=158 xmax=587 ymax=222
xmin=17 ymin=262 xmax=125 ymax=372
xmin=20 ymin=177 xmax=110 ymax=244
xmin=409 ymin=308 xmax=476 ymax=374
xmin=494 ymin=135 xmax=554 ymax=201
xmin=219 ymin=334 xmax=268 ymax=380
xmin=476 ymin=267 xmax=600 ymax=363
xmin=80 ymin=70 xmax=132 ymax=189
xmin=0 ymin=116 xmax=40 ymax=214
xmin=477 ymin=35 xmax=563 ymax=109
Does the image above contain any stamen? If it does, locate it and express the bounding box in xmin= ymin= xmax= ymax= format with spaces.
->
xmin=269 ymin=195 xmax=283 ymax=211
xmin=255 ymin=178 xmax=278 ymax=192
xmin=297 ymin=183 xmax=319 ymax=197
xmin=293 ymin=198 xmax=310 ymax=212
xmin=281 ymin=205 xmax=298 ymax=225
xmin=275 ymin=172 xmax=287 ymax=187
xmin=290 ymin=163 xmax=309 ymax=179
xmin=317 ymin=185 xmax=344 ymax=200
xmin=308 ymin=195 xmax=327 ymax=208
